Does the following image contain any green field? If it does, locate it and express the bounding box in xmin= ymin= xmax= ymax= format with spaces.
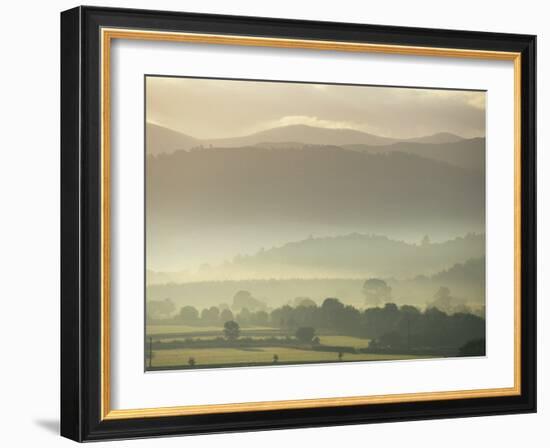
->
xmin=145 ymin=324 xmax=432 ymax=370
xmin=148 ymin=346 xmax=423 ymax=369
xmin=147 ymin=324 xmax=282 ymax=338
xmin=319 ymin=335 xmax=371 ymax=349
xmin=154 ymin=336 xmax=372 ymax=347
xmin=148 ymin=324 xmax=286 ymax=345
xmin=147 ymin=324 xmax=232 ymax=334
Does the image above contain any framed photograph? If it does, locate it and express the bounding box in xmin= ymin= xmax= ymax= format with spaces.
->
xmin=61 ymin=6 xmax=536 ymax=441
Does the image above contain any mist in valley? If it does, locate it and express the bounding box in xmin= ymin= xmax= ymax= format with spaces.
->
xmin=144 ymin=76 xmax=487 ymax=369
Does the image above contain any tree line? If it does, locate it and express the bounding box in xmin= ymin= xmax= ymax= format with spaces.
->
xmin=149 ymin=296 xmax=485 ymax=355
xmin=269 ymin=298 xmax=484 ymax=353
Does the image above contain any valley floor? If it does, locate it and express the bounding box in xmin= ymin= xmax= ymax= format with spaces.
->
xmin=146 ymin=324 xmax=432 ymax=371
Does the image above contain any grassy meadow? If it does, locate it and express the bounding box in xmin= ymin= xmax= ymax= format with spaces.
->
xmin=145 ymin=323 xmax=430 ymax=370
xmin=149 ymin=347 xmax=423 ymax=369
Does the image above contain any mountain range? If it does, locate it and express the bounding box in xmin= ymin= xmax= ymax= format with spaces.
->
xmin=147 ymin=145 xmax=484 ymax=235
xmin=147 ymin=122 xmax=484 ymax=175
xmin=147 ymin=122 xmax=471 ymax=153
xmin=147 ymin=233 xmax=485 ymax=283
xmin=231 ymin=233 xmax=485 ymax=279
xmin=344 ymin=138 xmax=485 ymax=172
xmin=146 ymin=122 xmax=485 ymax=281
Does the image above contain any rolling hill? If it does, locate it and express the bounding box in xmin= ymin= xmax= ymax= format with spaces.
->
xmin=146 ymin=123 xmax=200 ymax=155
xmin=147 ymin=145 xmax=484 ymax=233
xmin=146 ymin=122 xmax=472 ymax=153
xmin=204 ymin=124 xmax=399 ymax=147
xmin=405 ymin=132 xmax=464 ymax=144
xmin=344 ymin=137 xmax=485 ymax=172
xmin=146 ymin=254 xmax=486 ymax=309
xmin=222 ymin=233 xmax=485 ymax=280
xmin=145 ymin=127 xmax=485 ymax=283
xmin=147 ymin=229 xmax=485 ymax=283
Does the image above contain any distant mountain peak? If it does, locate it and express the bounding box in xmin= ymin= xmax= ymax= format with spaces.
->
xmin=257 ymin=124 xmax=364 ymax=134
xmin=205 ymin=124 xmax=398 ymax=148
xmin=405 ymin=132 xmax=465 ymax=144
xmin=146 ymin=122 xmax=199 ymax=155
xmin=147 ymin=120 xmax=474 ymax=156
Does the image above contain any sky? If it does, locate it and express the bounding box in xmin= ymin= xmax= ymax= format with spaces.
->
xmin=146 ymin=76 xmax=486 ymax=140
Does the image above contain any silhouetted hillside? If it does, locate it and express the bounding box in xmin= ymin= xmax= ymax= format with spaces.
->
xmin=146 ymin=122 xmax=470 ymax=154
xmin=390 ymin=257 xmax=485 ymax=307
xmin=147 ymin=232 xmax=484 ymax=284
xmin=205 ymin=124 xmax=399 ymax=147
xmin=345 ymin=138 xmax=485 ymax=172
xmin=228 ymin=233 xmax=485 ymax=279
xmin=430 ymin=257 xmax=485 ymax=286
xmin=405 ymin=132 xmax=464 ymax=144
xmin=147 ymin=146 xmax=485 ymax=238
xmin=146 ymin=123 xmax=200 ymax=155
xmin=146 ymin=278 xmax=365 ymax=309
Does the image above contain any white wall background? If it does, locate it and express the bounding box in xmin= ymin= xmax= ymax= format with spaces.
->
xmin=0 ymin=0 xmax=546 ymax=446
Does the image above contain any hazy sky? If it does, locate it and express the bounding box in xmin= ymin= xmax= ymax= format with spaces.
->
xmin=146 ymin=76 xmax=486 ymax=140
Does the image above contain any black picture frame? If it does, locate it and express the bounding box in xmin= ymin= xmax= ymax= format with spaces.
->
xmin=61 ymin=5 xmax=536 ymax=442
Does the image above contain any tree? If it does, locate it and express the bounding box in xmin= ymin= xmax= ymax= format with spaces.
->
xmin=400 ymin=304 xmax=421 ymax=316
xmin=459 ymin=338 xmax=486 ymax=356
xmin=421 ymin=234 xmax=431 ymax=246
xmin=250 ymin=310 xmax=269 ymax=326
xmin=295 ymin=326 xmax=315 ymax=344
xmin=321 ymin=298 xmax=346 ymax=330
xmin=232 ymin=290 xmax=266 ymax=312
xmin=293 ymin=297 xmax=316 ymax=308
xmin=271 ymin=305 xmax=295 ymax=330
xmin=188 ymin=357 xmax=196 ymax=366
xmin=362 ymin=278 xmax=392 ymax=307
xmin=220 ymin=308 xmax=234 ymax=323
xmin=200 ymin=306 xmax=220 ymax=325
xmin=426 ymin=286 xmax=467 ymax=315
xmin=378 ymin=330 xmax=405 ymax=349
xmin=145 ymin=336 xmax=154 ymax=368
xmin=362 ymin=303 xmax=402 ymax=340
xmin=428 ymin=286 xmax=452 ymax=311
xmin=236 ymin=307 xmax=252 ymax=326
xmin=322 ymin=298 xmax=344 ymax=312
xmin=147 ymin=298 xmax=176 ymax=321
xmin=223 ymin=320 xmax=240 ymax=341
xmin=178 ymin=305 xmax=199 ymax=324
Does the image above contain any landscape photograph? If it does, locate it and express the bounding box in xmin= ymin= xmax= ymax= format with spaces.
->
xmin=145 ymin=75 xmax=487 ymax=371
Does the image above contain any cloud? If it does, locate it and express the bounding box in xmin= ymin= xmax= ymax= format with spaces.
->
xmin=258 ymin=115 xmax=359 ymax=131
xmin=146 ymin=77 xmax=485 ymax=139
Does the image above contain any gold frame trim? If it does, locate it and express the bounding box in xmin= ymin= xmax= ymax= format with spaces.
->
xmin=100 ymin=28 xmax=522 ymax=420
